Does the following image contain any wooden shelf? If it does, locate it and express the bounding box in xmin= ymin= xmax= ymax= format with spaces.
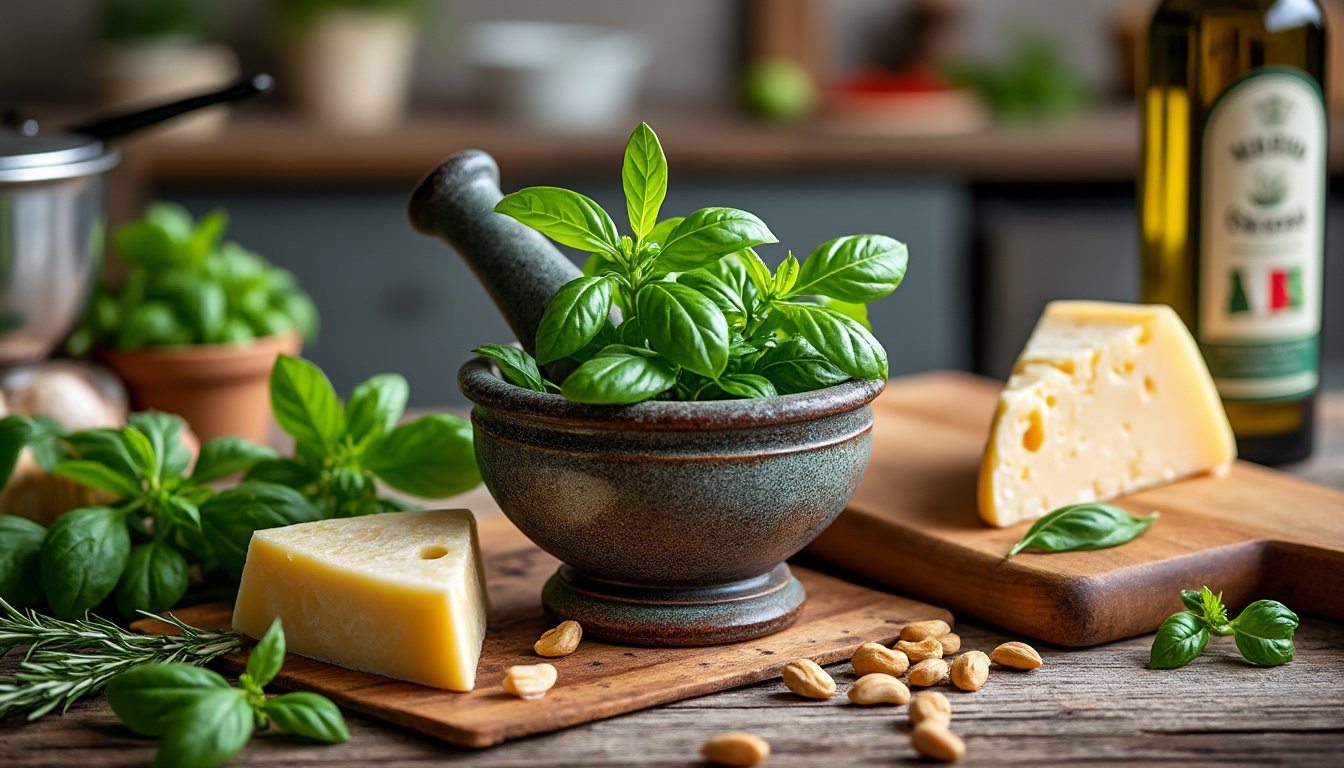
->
xmin=106 ymin=105 xmax=1344 ymax=187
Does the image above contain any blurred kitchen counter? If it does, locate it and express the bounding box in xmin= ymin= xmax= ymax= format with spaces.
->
xmin=115 ymin=105 xmax=1344 ymax=186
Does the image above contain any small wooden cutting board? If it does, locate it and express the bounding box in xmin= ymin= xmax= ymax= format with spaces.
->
xmin=139 ymin=516 xmax=950 ymax=748
xmin=806 ymin=371 xmax=1344 ymax=647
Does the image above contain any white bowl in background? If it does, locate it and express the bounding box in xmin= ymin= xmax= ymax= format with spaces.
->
xmin=466 ymin=22 xmax=651 ymax=131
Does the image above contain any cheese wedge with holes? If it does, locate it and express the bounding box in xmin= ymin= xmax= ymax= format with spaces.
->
xmin=231 ymin=509 xmax=488 ymax=690
xmin=978 ymin=301 xmax=1236 ymax=528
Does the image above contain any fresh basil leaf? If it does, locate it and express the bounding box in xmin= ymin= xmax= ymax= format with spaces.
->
xmin=636 ymin=281 xmax=730 ymax=377
xmin=582 ymin=250 xmax=621 ymax=278
xmin=64 ymin=428 xmax=138 ymax=479
xmin=0 ymin=416 xmax=34 ymax=488
xmin=41 ymin=506 xmax=131 ymax=618
xmin=616 ymin=318 xmax=645 ymax=347
xmin=814 ymin=295 xmax=871 ymax=330
xmin=119 ymin=425 xmax=159 ymax=481
xmin=345 ymin=373 xmax=410 ymax=445
xmin=153 ymin=687 xmax=253 ymax=768
xmin=773 ymin=252 xmax=800 ymax=296
xmin=1180 ymin=589 xmax=1204 ymax=614
xmin=1005 ymin=503 xmax=1159 ymax=558
xmin=262 ymin=691 xmax=349 ymax=743
xmin=364 ymin=414 xmax=480 ymax=499
xmin=677 ymin=267 xmax=747 ymax=318
xmin=107 ymin=663 xmax=230 ymax=737
xmin=129 ymin=412 xmax=193 ymax=479
xmin=246 ymin=619 xmax=286 ymax=687
xmin=1149 ymin=611 xmax=1209 ymax=669
xmin=0 ymin=515 xmax=46 ymax=607
xmin=738 ymin=248 xmax=774 ymax=297
xmin=781 ymin=303 xmax=888 ymax=379
xmin=656 ymin=208 xmax=777 ymax=271
xmin=560 ymin=345 xmax=678 ymax=405
xmin=115 ymin=540 xmax=189 ymax=617
xmin=199 ymin=482 xmax=322 ymax=579
xmin=1190 ymin=585 xmax=1231 ymax=633
xmin=645 ymin=216 xmax=684 ymax=251
xmin=192 ymin=437 xmax=276 ymax=484
xmin=791 ymin=234 xmax=908 ymax=302
xmin=755 ymin=338 xmax=851 ymax=394
xmin=172 ymin=276 xmax=226 ymax=342
xmin=700 ymin=252 xmax=758 ymax=307
xmin=23 ymin=416 xmax=68 ymax=471
xmin=270 ymin=355 xmax=346 ymax=454
xmin=495 ymin=186 xmax=621 ymax=255
xmin=535 ymin=276 xmax=615 ymax=365
xmin=162 ymin=495 xmax=202 ymax=532
xmin=717 ymin=373 xmax=777 ymax=399
xmin=1230 ymin=600 xmax=1299 ymax=666
xmin=118 ymin=301 xmax=192 ymax=348
xmin=622 ymin=122 xmax=668 ymax=239
xmin=113 ymin=220 xmax=176 ymax=269
xmin=53 ymin=460 xmax=142 ymax=498
xmin=243 ymin=457 xmax=320 ymax=489
xmin=472 ymin=345 xmax=547 ymax=393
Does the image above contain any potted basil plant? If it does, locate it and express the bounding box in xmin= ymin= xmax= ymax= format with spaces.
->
xmin=70 ymin=202 xmax=319 ymax=444
xmin=411 ymin=123 xmax=906 ymax=646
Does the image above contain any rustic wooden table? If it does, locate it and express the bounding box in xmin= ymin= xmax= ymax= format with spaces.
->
xmin=4 ymin=396 xmax=1342 ymax=766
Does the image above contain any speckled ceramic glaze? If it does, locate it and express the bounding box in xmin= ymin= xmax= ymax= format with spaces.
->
xmin=459 ymin=358 xmax=883 ymax=645
xmin=412 ymin=148 xmax=884 ymax=645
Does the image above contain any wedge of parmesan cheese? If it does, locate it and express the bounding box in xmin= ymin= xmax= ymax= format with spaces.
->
xmin=232 ymin=509 xmax=487 ymax=691
xmin=979 ymin=301 xmax=1236 ymax=528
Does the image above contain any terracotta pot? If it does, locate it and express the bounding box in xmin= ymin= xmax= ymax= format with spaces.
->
xmin=99 ymin=333 xmax=300 ymax=444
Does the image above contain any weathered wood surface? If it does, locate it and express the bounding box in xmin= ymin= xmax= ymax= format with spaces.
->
xmin=5 ymin=618 xmax=1342 ymax=766
xmin=132 ymin=518 xmax=949 ymax=748
xmin=2 ymin=391 xmax=1340 ymax=765
xmin=809 ymin=373 xmax=1344 ymax=646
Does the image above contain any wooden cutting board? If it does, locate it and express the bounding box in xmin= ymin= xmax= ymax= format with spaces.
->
xmin=139 ymin=516 xmax=949 ymax=748
xmin=806 ymin=371 xmax=1344 ymax=648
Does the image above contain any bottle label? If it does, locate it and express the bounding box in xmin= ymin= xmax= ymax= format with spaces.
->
xmin=1198 ymin=67 xmax=1324 ymax=402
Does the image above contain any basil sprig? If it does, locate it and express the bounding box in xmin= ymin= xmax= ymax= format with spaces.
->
xmin=1005 ymin=503 xmax=1159 ymax=558
xmin=1150 ymin=586 xmax=1300 ymax=669
xmin=485 ymin=121 xmax=909 ymax=405
xmin=108 ymin=620 xmax=347 ymax=768
xmin=245 ymin=355 xmax=480 ymax=517
xmin=0 ymin=411 xmax=298 ymax=619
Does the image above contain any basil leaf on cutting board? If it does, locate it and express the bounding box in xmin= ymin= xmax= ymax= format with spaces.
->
xmin=153 ymin=688 xmax=254 ymax=768
xmin=261 ymin=692 xmax=349 ymax=744
xmin=107 ymin=663 xmax=232 ymax=737
xmin=1005 ymin=503 xmax=1159 ymax=558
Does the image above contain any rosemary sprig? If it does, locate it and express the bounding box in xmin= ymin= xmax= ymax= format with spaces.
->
xmin=0 ymin=598 xmax=244 ymax=720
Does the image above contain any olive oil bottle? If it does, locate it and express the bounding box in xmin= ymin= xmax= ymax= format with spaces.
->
xmin=1141 ymin=0 xmax=1327 ymax=464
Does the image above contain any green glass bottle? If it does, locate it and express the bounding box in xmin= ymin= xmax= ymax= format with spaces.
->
xmin=1141 ymin=0 xmax=1328 ymax=464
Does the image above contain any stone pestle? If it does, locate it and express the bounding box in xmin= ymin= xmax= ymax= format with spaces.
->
xmin=408 ymin=149 xmax=582 ymax=357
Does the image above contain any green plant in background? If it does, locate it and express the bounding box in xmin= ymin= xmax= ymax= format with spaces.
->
xmin=98 ymin=0 xmax=213 ymax=44
xmin=68 ymin=202 xmax=319 ymax=355
xmin=479 ymin=122 xmax=908 ymax=405
xmin=0 ymin=411 xmax=312 ymax=619
xmin=274 ymin=0 xmax=423 ymax=30
xmin=945 ymin=36 xmax=1090 ymax=122
xmin=0 ymin=598 xmax=245 ymax=720
xmin=0 ymin=356 xmax=480 ymax=618
xmin=107 ymin=620 xmax=347 ymax=768
xmin=245 ymin=355 xmax=480 ymax=518
xmin=1149 ymin=586 xmax=1300 ymax=669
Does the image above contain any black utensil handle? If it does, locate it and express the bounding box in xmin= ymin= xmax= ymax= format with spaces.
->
xmin=66 ymin=73 xmax=275 ymax=141
xmin=408 ymin=150 xmax=584 ymax=358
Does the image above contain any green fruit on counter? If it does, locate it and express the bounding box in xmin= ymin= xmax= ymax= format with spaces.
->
xmin=741 ymin=58 xmax=818 ymax=120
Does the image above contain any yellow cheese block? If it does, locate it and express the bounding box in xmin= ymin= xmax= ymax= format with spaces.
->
xmin=231 ymin=509 xmax=488 ymax=691
xmin=978 ymin=301 xmax=1236 ymax=528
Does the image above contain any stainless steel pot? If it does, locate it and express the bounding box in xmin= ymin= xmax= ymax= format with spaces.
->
xmin=0 ymin=75 xmax=273 ymax=365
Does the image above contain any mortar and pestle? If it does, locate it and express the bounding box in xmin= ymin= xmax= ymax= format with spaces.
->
xmin=409 ymin=150 xmax=883 ymax=646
